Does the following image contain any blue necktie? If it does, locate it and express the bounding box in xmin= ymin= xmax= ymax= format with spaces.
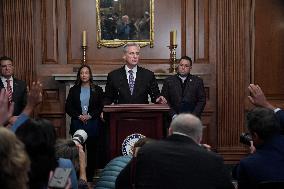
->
xmin=128 ymin=70 xmax=135 ymax=95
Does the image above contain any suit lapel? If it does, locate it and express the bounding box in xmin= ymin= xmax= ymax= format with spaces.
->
xmin=12 ymin=79 xmax=18 ymax=100
xmin=0 ymin=79 xmax=4 ymax=89
xmin=183 ymin=74 xmax=194 ymax=94
xmin=119 ymin=67 xmax=132 ymax=97
xmin=174 ymin=75 xmax=183 ymax=96
xmin=133 ymin=67 xmax=142 ymax=96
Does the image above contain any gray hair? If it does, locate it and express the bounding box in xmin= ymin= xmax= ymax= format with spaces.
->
xmin=170 ymin=114 xmax=203 ymax=141
xmin=123 ymin=43 xmax=140 ymax=53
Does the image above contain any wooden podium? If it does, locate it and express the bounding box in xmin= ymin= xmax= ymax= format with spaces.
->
xmin=103 ymin=104 xmax=170 ymax=159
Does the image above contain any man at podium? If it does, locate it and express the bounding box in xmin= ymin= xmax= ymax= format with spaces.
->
xmin=104 ymin=43 xmax=166 ymax=105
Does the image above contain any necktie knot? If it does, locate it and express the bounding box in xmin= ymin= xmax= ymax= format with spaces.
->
xmin=6 ymin=79 xmax=10 ymax=84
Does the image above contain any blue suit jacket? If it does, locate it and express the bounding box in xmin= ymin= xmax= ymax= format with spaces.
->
xmin=235 ymin=135 xmax=284 ymax=189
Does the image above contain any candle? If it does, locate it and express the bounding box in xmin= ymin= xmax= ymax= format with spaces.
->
xmin=170 ymin=30 xmax=177 ymax=46
xmin=82 ymin=30 xmax=87 ymax=46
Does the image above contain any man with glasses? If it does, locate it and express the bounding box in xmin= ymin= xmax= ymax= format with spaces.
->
xmin=0 ymin=56 xmax=27 ymax=116
xmin=161 ymin=56 xmax=206 ymax=119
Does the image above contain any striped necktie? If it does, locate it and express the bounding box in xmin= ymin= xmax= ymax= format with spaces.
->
xmin=6 ymin=79 xmax=13 ymax=103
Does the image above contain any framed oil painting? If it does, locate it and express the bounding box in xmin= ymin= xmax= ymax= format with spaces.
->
xmin=96 ymin=0 xmax=154 ymax=48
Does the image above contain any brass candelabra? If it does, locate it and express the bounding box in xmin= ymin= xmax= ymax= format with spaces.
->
xmin=169 ymin=44 xmax=178 ymax=73
xmin=81 ymin=45 xmax=87 ymax=65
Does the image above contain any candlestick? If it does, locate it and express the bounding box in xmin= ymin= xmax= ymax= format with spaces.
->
xmin=170 ymin=30 xmax=177 ymax=46
xmin=81 ymin=46 xmax=87 ymax=65
xmin=168 ymin=44 xmax=178 ymax=73
xmin=82 ymin=30 xmax=87 ymax=46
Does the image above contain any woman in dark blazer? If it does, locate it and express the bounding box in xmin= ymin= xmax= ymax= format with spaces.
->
xmin=65 ymin=65 xmax=104 ymax=182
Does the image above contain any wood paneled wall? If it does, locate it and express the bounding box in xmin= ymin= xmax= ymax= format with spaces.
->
xmin=0 ymin=0 xmax=283 ymax=162
xmin=254 ymin=0 xmax=284 ymax=108
xmin=216 ymin=0 xmax=252 ymax=161
xmin=2 ymin=0 xmax=35 ymax=86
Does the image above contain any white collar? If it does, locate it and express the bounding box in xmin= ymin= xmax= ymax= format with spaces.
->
xmin=125 ymin=65 xmax=137 ymax=73
xmin=1 ymin=76 xmax=13 ymax=83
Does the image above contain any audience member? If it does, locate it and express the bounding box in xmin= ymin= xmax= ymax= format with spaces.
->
xmin=0 ymin=80 xmax=42 ymax=130
xmin=0 ymin=88 xmax=14 ymax=126
xmin=15 ymin=118 xmax=78 ymax=189
xmin=104 ymin=43 xmax=166 ymax=104
xmin=0 ymin=127 xmax=30 ymax=189
xmin=137 ymin=11 xmax=150 ymax=39
xmin=55 ymin=139 xmax=88 ymax=189
xmin=116 ymin=15 xmax=131 ymax=40
xmin=116 ymin=114 xmax=234 ymax=189
xmin=161 ymin=56 xmax=206 ymax=119
xmin=96 ymin=137 xmax=153 ymax=189
xmin=234 ymin=107 xmax=284 ymax=189
xmin=10 ymin=81 xmax=42 ymax=132
xmin=0 ymin=56 xmax=27 ymax=116
xmin=248 ymin=84 xmax=284 ymax=129
xmin=65 ymin=64 xmax=104 ymax=182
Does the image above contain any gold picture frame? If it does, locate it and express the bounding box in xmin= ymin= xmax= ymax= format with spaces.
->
xmin=96 ymin=0 xmax=154 ymax=48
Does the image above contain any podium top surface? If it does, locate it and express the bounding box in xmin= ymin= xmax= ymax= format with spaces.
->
xmin=103 ymin=104 xmax=170 ymax=113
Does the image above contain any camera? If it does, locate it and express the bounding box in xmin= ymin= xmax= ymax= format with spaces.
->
xmin=72 ymin=130 xmax=88 ymax=145
xmin=239 ymin=132 xmax=252 ymax=146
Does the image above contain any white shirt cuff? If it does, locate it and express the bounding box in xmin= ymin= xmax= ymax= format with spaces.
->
xmin=274 ymin=108 xmax=281 ymax=113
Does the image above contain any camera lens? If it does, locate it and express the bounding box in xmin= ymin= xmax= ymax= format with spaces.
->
xmin=240 ymin=132 xmax=252 ymax=146
xmin=72 ymin=130 xmax=88 ymax=145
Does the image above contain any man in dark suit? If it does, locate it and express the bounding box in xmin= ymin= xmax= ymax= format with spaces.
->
xmin=0 ymin=56 xmax=27 ymax=116
xmin=234 ymin=107 xmax=284 ymax=189
xmin=104 ymin=43 xmax=166 ymax=104
xmin=248 ymin=84 xmax=284 ymax=130
xmin=116 ymin=113 xmax=234 ymax=189
xmin=161 ymin=56 xmax=206 ymax=119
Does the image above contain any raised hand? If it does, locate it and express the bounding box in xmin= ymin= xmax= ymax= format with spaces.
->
xmin=0 ymin=88 xmax=14 ymax=125
xmin=23 ymin=81 xmax=43 ymax=116
xmin=248 ymin=84 xmax=275 ymax=110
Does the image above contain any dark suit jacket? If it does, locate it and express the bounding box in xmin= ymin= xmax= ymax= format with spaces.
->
xmin=161 ymin=74 xmax=206 ymax=118
xmin=116 ymin=134 xmax=234 ymax=189
xmin=65 ymin=84 xmax=104 ymax=135
xmin=235 ymin=135 xmax=284 ymax=189
xmin=0 ymin=77 xmax=27 ymax=116
xmin=104 ymin=66 xmax=160 ymax=104
xmin=276 ymin=109 xmax=284 ymax=131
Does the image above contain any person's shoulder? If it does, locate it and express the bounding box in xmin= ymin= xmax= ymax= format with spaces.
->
xmin=239 ymin=152 xmax=260 ymax=167
xmin=137 ymin=66 xmax=154 ymax=76
xmin=92 ymin=84 xmax=102 ymax=90
xmin=69 ymin=84 xmax=80 ymax=93
xmin=108 ymin=66 xmax=124 ymax=75
xmin=14 ymin=78 xmax=27 ymax=85
xmin=189 ymin=74 xmax=204 ymax=82
xmin=92 ymin=84 xmax=103 ymax=93
xmin=70 ymin=84 xmax=79 ymax=90
xmin=58 ymin=158 xmax=73 ymax=168
xmin=164 ymin=74 xmax=178 ymax=81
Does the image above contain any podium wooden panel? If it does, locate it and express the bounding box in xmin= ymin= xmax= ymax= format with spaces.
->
xmin=103 ymin=104 xmax=169 ymax=159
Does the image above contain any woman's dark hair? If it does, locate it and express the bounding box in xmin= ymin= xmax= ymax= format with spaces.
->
xmin=55 ymin=139 xmax=80 ymax=172
xmin=75 ymin=65 xmax=94 ymax=86
xmin=15 ymin=118 xmax=58 ymax=189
